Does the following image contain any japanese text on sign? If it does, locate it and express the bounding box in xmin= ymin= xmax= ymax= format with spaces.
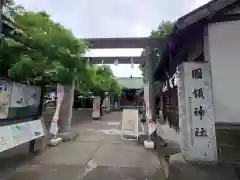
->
xmin=192 ymin=68 xmax=202 ymax=79
xmin=193 ymin=88 xmax=204 ymax=99
xmin=194 ymin=106 xmax=205 ymax=120
xmin=195 ymin=128 xmax=207 ymax=137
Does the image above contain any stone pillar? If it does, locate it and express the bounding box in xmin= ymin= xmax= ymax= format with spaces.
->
xmin=177 ymin=62 xmax=217 ymax=162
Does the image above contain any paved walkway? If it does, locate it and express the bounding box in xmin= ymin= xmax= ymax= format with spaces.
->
xmin=3 ymin=111 xmax=164 ymax=180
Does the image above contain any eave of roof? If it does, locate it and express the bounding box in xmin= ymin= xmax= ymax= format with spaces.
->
xmin=154 ymin=0 xmax=238 ymax=82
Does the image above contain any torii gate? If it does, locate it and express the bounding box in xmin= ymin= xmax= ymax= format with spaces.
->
xmin=83 ymin=37 xmax=166 ymax=122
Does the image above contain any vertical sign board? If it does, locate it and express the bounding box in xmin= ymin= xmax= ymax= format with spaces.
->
xmin=177 ymin=62 xmax=217 ymax=162
xmin=92 ymin=96 xmax=101 ymax=119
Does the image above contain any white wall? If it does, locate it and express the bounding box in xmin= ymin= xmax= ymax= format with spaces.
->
xmin=208 ymin=20 xmax=240 ymax=123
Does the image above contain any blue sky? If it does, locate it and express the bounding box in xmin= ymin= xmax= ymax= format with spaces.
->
xmin=14 ymin=0 xmax=210 ymax=77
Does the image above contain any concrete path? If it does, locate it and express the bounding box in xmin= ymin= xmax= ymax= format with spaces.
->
xmin=3 ymin=111 xmax=164 ymax=180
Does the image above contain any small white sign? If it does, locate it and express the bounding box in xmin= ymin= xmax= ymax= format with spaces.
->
xmin=122 ymin=108 xmax=139 ymax=138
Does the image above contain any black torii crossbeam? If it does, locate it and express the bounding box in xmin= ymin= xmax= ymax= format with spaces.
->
xmin=82 ymin=37 xmax=165 ymax=64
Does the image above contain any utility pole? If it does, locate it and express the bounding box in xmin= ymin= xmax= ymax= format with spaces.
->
xmin=0 ymin=0 xmax=3 ymax=48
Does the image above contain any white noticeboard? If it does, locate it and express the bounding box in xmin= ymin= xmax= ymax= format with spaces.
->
xmin=177 ymin=62 xmax=217 ymax=162
xmin=122 ymin=108 xmax=139 ymax=139
xmin=92 ymin=96 xmax=101 ymax=119
xmin=0 ymin=119 xmax=44 ymax=153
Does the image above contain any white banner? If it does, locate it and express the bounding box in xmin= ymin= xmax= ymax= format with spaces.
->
xmin=50 ymin=84 xmax=64 ymax=136
xmin=146 ymin=105 xmax=156 ymax=135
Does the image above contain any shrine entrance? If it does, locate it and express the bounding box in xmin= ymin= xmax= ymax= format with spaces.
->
xmin=83 ymin=37 xmax=166 ymax=121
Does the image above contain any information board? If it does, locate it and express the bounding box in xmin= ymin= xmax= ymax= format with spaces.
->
xmin=0 ymin=119 xmax=44 ymax=152
xmin=8 ymin=83 xmax=41 ymax=118
xmin=0 ymin=79 xmax=41 ymax=120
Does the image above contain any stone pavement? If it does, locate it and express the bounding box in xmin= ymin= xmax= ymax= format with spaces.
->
xmin=2 ymin=111 xmax=165 ymax=180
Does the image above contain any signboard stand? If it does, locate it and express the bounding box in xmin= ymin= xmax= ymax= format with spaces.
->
xmin=121 ymin=107 xmax=139 ymax=140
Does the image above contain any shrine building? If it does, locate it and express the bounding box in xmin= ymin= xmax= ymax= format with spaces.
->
xmin=154 ymin=0 xmax=240 ymax=163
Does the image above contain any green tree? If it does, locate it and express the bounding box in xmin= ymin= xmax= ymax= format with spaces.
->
xmin=139 ymin=21 xmax=174 ymax=82
xmin=0 ymin=5 xmax=122 ymax=131
xmin=83 ymin=65 xmax=122 ymax=115
xmin=0 ymin=6 xmax=88 ymax=133
xmin=150 ymin=21 xmax=174 ymax=38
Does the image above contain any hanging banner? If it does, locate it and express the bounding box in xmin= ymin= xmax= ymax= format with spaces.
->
xmin=0 ymin=80 xmax=11 ymax=119
xmin=146 ymin=103 xmax=156 ymax=135
xmin=92 ymin=96 xmax=101 ymax=119
xmin=50 ymin=84 xmax=64 ymax=136
xmin=8 ymin=83 xmax=41 ymax=118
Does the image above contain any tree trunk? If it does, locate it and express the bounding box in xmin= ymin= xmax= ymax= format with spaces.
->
xmin=59 ymin=81 xmax=75 ymax=133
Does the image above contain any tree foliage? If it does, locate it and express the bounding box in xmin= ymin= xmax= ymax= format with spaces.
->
xmin=76 ymin=64 xmax=123 ymax=97
xmin=139 ymin=21 xmax=174 ymax=82
xmin=10 ymin=8 xmax=87 ymax=84
xmin=150 ymin=21 xmax=174 ymax=38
